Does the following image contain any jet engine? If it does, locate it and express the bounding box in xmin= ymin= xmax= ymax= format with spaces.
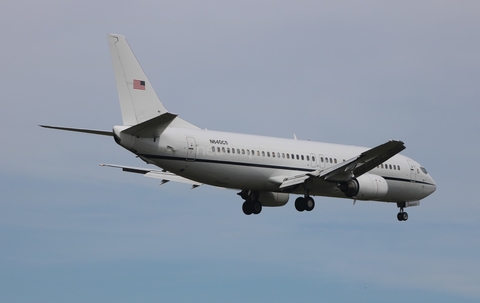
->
xmin=258 ymin=191 xmax=290 ymax=207
xmin=339 ymin=174 xmax=388 ymax=200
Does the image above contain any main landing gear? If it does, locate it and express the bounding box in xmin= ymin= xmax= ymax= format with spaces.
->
xmin=242 ymin=200 xmax=262 ymax=215
xmin=239 ymin=190 xmax=262 ymax=215
xmin=295 ymin=196 xmax=315 ymax=212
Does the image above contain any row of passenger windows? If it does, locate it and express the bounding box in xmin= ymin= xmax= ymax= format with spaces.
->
xmin=211 ymin=146 xmax=338 ymax=163
xmin=211 ymin=145 xmax=403 ymax=171
xmin=377 ymin=163 xmax=401 ymax=170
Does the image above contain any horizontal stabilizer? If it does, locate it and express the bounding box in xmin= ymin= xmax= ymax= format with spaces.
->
xmin=39 ymin=125 xmax=112 ymax=136
xmin=121 ymin=112 xmax=178 ymax=137
xmin=100 ymin=163 xmax=202 ymax=187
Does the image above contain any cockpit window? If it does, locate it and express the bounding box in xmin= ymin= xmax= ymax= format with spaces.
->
xmin=420 ymin=167 xmax=428 ymax=174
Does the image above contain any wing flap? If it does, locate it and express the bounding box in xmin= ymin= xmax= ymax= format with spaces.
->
xmin=279 ymin=170 xmax=320 ymax=189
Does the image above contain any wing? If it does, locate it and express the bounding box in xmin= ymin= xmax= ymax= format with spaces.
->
xmin=279 ymin=140 xmax=405 ymax=189
xmin=100 ymin=164 xmax=203 ymax=188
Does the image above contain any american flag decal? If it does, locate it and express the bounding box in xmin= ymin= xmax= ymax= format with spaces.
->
xmin=133 ymin=79 xmax=146 ymax=90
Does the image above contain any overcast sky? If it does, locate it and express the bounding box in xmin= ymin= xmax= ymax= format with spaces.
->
xmin=1 ymin=1 xmax=479 ymax=302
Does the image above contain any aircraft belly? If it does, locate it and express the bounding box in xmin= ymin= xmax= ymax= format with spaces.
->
xmin=382 ymin=179 xmax=425 ymax=202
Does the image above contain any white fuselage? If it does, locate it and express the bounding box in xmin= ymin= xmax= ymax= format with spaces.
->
xmin=114 ymin=126 xmax=436 ymax=204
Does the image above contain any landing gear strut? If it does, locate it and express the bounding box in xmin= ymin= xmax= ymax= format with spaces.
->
xmin=295 ymin=196 xmax=315 ymax=212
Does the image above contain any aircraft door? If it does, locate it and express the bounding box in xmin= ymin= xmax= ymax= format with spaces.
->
xmin=318 ymin=154 xmax=326 ymax=169
xmin=407 ymin=160 xmax=416 ymax=181
xmin=310 ymin=153 xmax=317 ymax=168
xmin=186 ymin=137 xmax=197 ymax=161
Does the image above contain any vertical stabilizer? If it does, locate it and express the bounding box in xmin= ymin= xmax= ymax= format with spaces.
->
xmin=108 ymin=34 xmax=166 ymax=126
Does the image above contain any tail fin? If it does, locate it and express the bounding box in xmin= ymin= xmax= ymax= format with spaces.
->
xmin=108 ymin=34 xmax=198 ymax=129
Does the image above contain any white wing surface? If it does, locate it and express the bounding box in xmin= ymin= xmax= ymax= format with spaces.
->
xmin=279 ymin=140 xmax=405 ymax=189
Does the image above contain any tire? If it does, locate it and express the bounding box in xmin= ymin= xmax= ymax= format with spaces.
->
xmin=252 ymin=201 xmax=262 ymax=215
xmin=242 ymin=201 xmax=253 ymax=215
xmin=305 ymin=197 xmax=315 ymax=211
xmin=295 ymin=197 xmax=306 ymax=212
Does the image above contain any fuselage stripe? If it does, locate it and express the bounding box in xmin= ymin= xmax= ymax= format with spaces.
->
xmin=139 ymin=154 xmax=435 ymax=187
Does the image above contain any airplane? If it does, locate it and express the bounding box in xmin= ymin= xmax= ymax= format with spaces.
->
xmin=41 ymin=34 xmax=436 ymax=221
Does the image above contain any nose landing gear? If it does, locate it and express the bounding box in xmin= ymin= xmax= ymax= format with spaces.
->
xmin=397 ymin=202 xmax=409 ymax=221
xmin=397 ymin=209 xmax=408 ymax=221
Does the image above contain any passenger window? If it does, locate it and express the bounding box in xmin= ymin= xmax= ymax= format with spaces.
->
xmin=222 ymin=147 xmax=225 ymax=153
xmin=227 ymin=148 xmax=230 ymax=153
xmin=312 ymin=156 xmax=315 ymax=162
xmin=232 ymin=148 xmax=235 ymax=154
xmin=217 ymin=147 xmax=221 ymax=152
xmin=282 ymin=153 xmax=285 ymax=158
xmin=267 ymin=152 xmax=270 ymax=157
xmin=296 ymin=154 xmax=299 ymax=160
xmin=287 ymin=154 xmax=290 ymax=159
xmin=389 ymin=164 xmax=392 ymax=169
xmin=242 ymin=149 xmax=245 ymax=154
xmin=257 ymin=151 xmax=260 ymax=156
xmin=301 ymin=155 xmax=304 ymax=160
xmin=272 ymin=152 xmax=275 ymax=158
xmin=398 ymin=165 xmax=401 ymax=171
xmin=334 ymin=159 xmax=337 ymax=164
xmin=262 ymin=151 xmax=265 ymax=157
xmin=212 ymin=146 xmax=215 ymax=152
xmin=320 ymin=157 xmax=324 ymax=162
xmin=247 ymin=150 xmax=250 ymax=155
xmin=306 ymin=155 xmax=309 ymax=161
xmin=329 ymin=158 xmax=333 ymax=163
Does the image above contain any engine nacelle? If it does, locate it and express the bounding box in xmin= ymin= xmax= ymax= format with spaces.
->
xmin=339 ymin=174 xmax=388 ymax=200
xmin=258 ymin=191 xmax=289 ymax=207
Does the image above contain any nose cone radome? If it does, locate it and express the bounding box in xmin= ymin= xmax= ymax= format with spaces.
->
xmin=425 ymin=175 xmax=437 ymax=196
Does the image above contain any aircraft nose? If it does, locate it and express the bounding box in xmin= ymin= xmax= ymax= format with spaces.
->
xmin=425 ymin=176 xmax=437 ymax=196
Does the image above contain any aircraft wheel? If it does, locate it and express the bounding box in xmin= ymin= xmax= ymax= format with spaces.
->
xmin=242 ymin=201 xmax=253 ymax=215
xmin=397 ymin=212 xmax=408 ymax=221
xmin=252 ymin=201 xmax=262 ymax=215
xmin=295 ymin=197 xmax=306 ymax=212
xmin=305 ymin=197 xmax=315 ymax=211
